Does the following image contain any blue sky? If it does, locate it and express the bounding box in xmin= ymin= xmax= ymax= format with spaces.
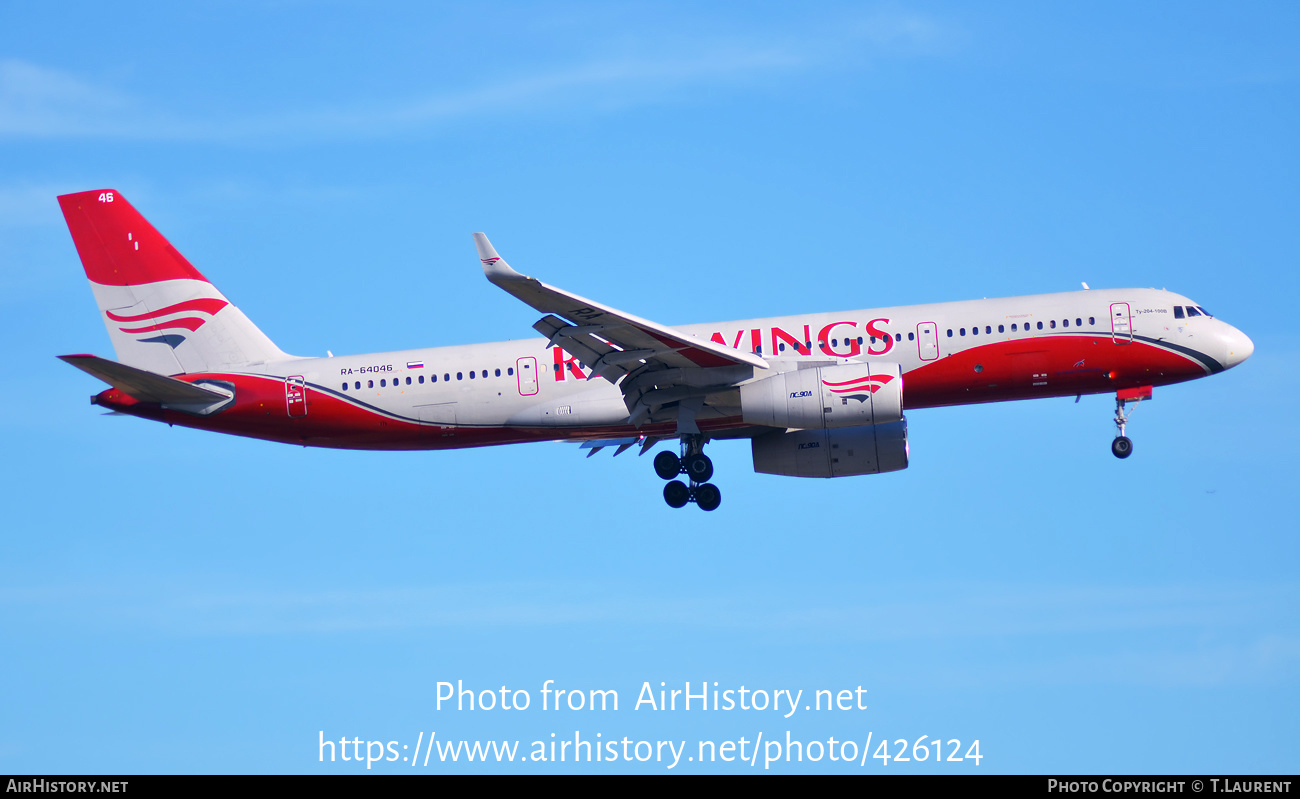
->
xmin=1 ymin=1 xmax=1297 ymax=773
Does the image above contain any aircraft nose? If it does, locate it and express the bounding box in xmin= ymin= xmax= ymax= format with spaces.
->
xmin=1221 ymin=324 xmax=1254 ymax=369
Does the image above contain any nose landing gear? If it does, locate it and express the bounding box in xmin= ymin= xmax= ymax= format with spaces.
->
xmin=654 ymin=435 xmax=721 ymax=511
xmin=1112 ymin=386 xmax=1152 ymax=459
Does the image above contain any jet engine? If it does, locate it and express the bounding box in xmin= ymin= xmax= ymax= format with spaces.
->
xmin=742 ymin=362 xmax=908 ymax=478
xmin=740 ymin=362 xmax=903 ymax=429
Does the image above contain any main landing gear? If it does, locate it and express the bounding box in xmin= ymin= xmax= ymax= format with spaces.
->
xmin=1111 ymin=386 xmax=1151 ymax=459
xmin=654 ymin=435 xmax=722 ymax=511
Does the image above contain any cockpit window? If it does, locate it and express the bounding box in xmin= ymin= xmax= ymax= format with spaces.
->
xmin=1173 ymin=306 xmax=1185 ymax=319
xmin=1185 ymin=306 xmax=1203 ymax=317
xmin=1196 ymin=306 xmax=1213 ymax=317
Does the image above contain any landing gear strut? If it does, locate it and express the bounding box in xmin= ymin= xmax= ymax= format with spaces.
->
xmin=654 ymin=434 xmax=722 ymax=511
xmin=1111 ymin=388 xmax=1150 ymax=459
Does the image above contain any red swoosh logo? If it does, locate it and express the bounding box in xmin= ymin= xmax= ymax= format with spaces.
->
xmin=118 ymin=316 xmax=207 ymax=334
xmin=106 ymin=298 xmax=228 ymax=323
xmin=821 ymin=374 xmax=895 ymax=388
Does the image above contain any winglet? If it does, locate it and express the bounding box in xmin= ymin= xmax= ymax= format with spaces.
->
xmin=473 ymin=233 xmax=525 ymax=284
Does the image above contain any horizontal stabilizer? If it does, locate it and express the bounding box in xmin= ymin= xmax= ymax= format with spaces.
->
xmin=58 ymin=354 xmax=228 ymax=405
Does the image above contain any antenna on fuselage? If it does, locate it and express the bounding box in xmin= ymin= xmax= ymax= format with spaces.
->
xmin=1081 ymin=282 xmax=1090 ymax=290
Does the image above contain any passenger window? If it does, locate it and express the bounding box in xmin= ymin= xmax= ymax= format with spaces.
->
xmin=1050 ymin=320 xmax=1056 ymax=329
xmin=495 ymin=369 xmax=501 ymax=377
xmin=984 ymin=326 xmax=991 ymax=334
xmin=1089 ymin=317 xmax=1095 ymax=325
xmin=419 ymin=375 xmax=425 ymax=384
xmin=482 ymin=370 xmax=488 ymax=378
xmin=368 ymin=380 xmax=373 ymax=388
xmin=960 ymin=328 xmax=966 ymax=336
xmin=469 ymin=371 xmax=475 ymax=379
xmin=1011 ymin=324 xmax=1017 ymax=331
xmin=1186 ymin=306 xmax=1202 ymax=317
xmin=380 ymin=379 xmax=386 ymax=387
xmin=1076 ymin=318 xmax=1082 ymax=327
xmin=907 ymin=332 xmax=914 ymax=341
xmin=779 ymin=343 xmax=786 ymax=352
xmin=971 ymin=327 xmax=978 ymax=336
xmin=857 ymin=337 xmax=864 ymax=345
xmin=946 ymin=329 xmax=953 ymax=337
xmin=444 ymin=374 xmax=450 ymax=382
xmin=1036 ymin=322 xmax=1043 ymax=330
xmin=432 ymin=375 xmax=438 ymax=383
xmin=832 ymin=339 xmax=838 ymax=347
xmin=1062 ymin=319 xmax=1069 ymax=328
xmin=869 ymin=337 xmax=876 ymax=344
xmin=998 ymin=324 xmax=1005 ymax=333
xmin=458 ymin=372 xmax=464 ymax=380
xmin=341 ymin=383 xmax=348 ymax=391
xmin=508 ymin=367 xmax=514 ymax=375
xmin=354 ymin=381 xmax=360 ymax=390
xmin=896 ymin=333 xmax=902 ymax=342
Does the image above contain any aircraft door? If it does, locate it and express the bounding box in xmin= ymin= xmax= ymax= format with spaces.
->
xmin=917 ymin=322 xmax=939 ymax=361
xmin=1110 ymin=302 xmax=1133 ymax=343
xmin=285 ymin=375 xmax=307 ymax=417
xmin=516 ymin=356 xmax=539 ymax=396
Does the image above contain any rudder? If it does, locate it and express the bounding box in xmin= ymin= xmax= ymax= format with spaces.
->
xmin=59 ymin=189 xmax=290 ymax=374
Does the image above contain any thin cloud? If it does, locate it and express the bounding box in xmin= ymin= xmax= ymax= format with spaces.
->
xmin=945 ymin=635 xmax=1300 ymax=689
xmin=4 ymin=580 xmax=1296 ymax=687
xmin=0 ymin=12 xmax=954 ymax=144
xmin=4 ymin=579 xmax=1294 ymax=642
xmin=0 ymin=60 xmax=138 ymax=138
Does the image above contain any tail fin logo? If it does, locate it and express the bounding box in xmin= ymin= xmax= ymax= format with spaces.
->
xmin=105 ymin=298 xmax=229 ymax=348
xmin=821 ymin=373 xmax=895 ymax=403
xmin=481 ymin=257 xmax=501 ymax=265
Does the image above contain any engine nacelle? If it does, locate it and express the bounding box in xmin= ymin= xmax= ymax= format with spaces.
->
xmin=740 ymin=362 xmax=903 ymax=429
xmin=751 ymin=419 xmax=909 ymax=478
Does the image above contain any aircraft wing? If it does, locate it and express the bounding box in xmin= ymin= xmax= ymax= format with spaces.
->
xmin=474 ymin=233 xmax=767 ymax=381
xmin=474 ymin=234 xmax=768 ymax=432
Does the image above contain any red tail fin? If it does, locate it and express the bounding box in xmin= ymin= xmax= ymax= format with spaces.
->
xmin=59 ymin=189 xmax=289 ymax=373
xmin=58 ymin=189 xmax=208 ymax=287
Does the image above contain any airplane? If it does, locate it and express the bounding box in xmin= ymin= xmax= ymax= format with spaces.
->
xmin=57 ymin=189 xmax=1254 ymax=511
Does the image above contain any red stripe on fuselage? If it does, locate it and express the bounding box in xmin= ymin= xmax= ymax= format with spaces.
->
xmin=92 ymin=373 xmax=751 ymax=451
xmin=90 ymin=335 xmax=1212 ymax=450
xmin=903 ymin=334 xmax=1208 ymax=408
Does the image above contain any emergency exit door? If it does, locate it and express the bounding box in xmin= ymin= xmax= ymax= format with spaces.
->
xmin=285 ymin=375 xmax=307 ymax=417
xmin=516 ymin=356 xmax=539 ymax=396
xmin=916 ymin=322 xmax=939 ymax=361
xmin=1110 ymin=303 xmax=1133 ymax=343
